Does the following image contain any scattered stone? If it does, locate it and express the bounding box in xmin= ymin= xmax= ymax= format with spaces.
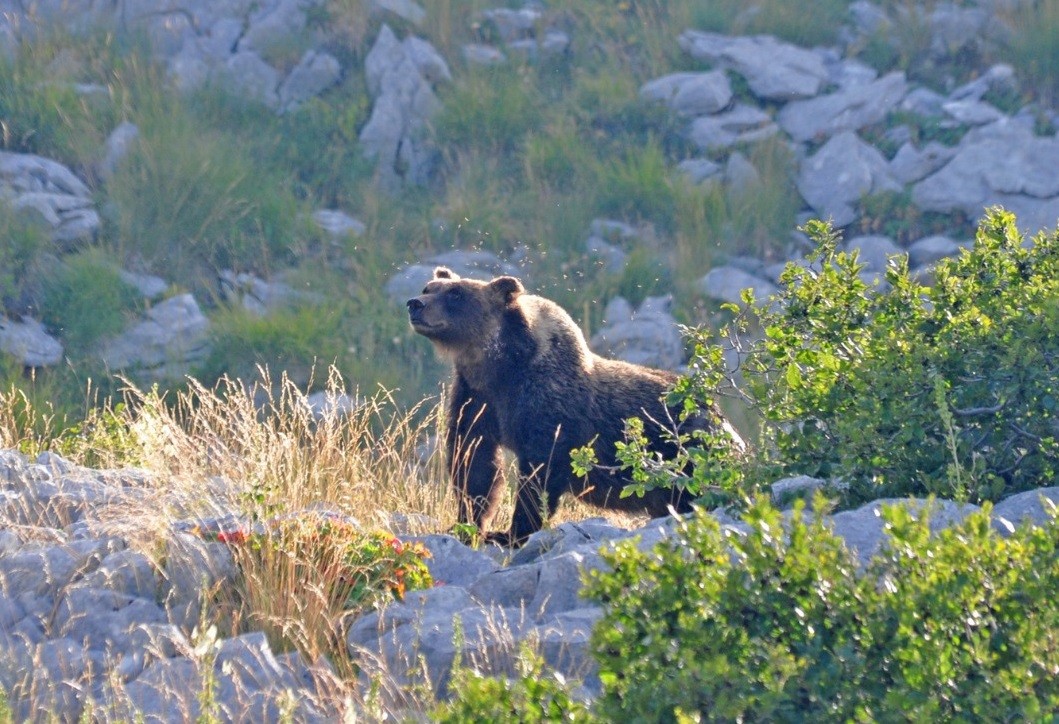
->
xmin=462 ymin=43 xmax=506 ymax=65
xmin=687 ymin=104 xmax=777 ymax=152
xmin=844 ymin=234 xmax=902 ymax=272
xmin=99 ymin=122 xmax=140 ymax=181
xmin=311 ymin=209 xmax=367 ymax=238
xmin=371 ymin=0 xmax=427 ymax=26
xmin=992 ymin=487 xmax=1059 ymax=535
xmin=679 ymin=31 xmax=829 ymax=101
xmin=640 ymin=71 xmax=733 ymax=117
xmin=278 ymin=50 xmax=342 ymax=113
xmin=778 ymin=71 xmax=908 ymax=142
xmin=698 ymin=266 xmax=778 ymax=306
xmin=797 ymin=131 xmax=901 ymax=227
xmin=908 ymin=235 xmax=961 ymax=267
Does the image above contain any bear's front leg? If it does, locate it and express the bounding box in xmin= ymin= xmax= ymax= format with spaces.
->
xmin=447 ymin=381 xmax=505 ymax=531
xmin=505 ymin=457 xmax=568 ymax=547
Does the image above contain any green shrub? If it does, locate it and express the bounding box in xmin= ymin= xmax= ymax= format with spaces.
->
xmin=436 ymin=644 xmax=594 ymax=723
xmin=690 ymin=208 xmax=1059 ymax=505
xmin=38 ymin=250 xmax=142 ymax=352
xmin=585 ymin=495 xmax=1059 ymax=721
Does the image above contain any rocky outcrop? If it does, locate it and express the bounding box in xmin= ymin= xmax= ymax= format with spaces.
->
xmin=100 ymin=294 xmax=210 ymax=381
xmin=360 ymin=24 xmax=451 ymax=191
xmin=0 ymin=446 xmax=1055 ymax=718
xmin=0 ymin=151 xmax=99 ymax=250
xmin=589 ymin=295 xmax=685 ymax=370
xmin=0 ymin=316 xmax=63 ymax=367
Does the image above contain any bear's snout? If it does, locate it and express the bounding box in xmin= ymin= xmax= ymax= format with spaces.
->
xmin=407 ymin=297 xmax=425 ymax=313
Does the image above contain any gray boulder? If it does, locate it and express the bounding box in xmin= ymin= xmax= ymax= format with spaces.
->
xmin=371 ymin=0 xmax=427 ymax=25
xmin=0 ymin=151 xmax=98 ymax=248
xmin=797 ymin=131 xmax=901 ymax=227
xmin=99 ymin=294 xmax=209 ymax=380
xmin=908 ymin=235 xmax=962 ymax=267
xmin=992 ymin=487 xmax=1059 ymax=535
xmin=912 ymin=119 xmax=1059 ymax=233
xmin=687 ymin=103 xmax=777 ymax=152
xmin=99 ymin=121 xmax=140 ymax=181
xmin=640 ymin=71 xmax=732 ymax=117
xmin=220 ymin=51 xmax=281 ymax=109
xmin=361 ymin=25 xmax=450 ymax=191
xmin=828 ymin=498 xmax=980 ymax=567
xmin=678 ymin=31 xmax=829 ymax=101
xmin=278 ymin=50 xmax=342 ymax=112
xmin=590 ymin=295 xmax=685 ymax=370
xmin=311 ymin=208 xmax=366 ymax=238
xmin=889 ymin=140 xmax=957 ymax=184
xmin=698 ymin=265 xmax=779 ymax=306
xmin=415 ymin=534 xmax=501 ymax=587
xmin=778 ymin=71 xmax=908 ymax=142
xmin=844 ymin=234 xmax=902 ymax=272
xmin=0 ymin=316 xmax=63 ymax=367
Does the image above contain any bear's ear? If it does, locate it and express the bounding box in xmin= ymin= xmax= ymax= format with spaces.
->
xmin=433 ymin=266 xmax=459 ymax=280
xmin=489 ymin=276 xmax=524 ymax=303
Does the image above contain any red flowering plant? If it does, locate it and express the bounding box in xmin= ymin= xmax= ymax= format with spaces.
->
xmin=207 ymin=510 xmax=433 ymax=615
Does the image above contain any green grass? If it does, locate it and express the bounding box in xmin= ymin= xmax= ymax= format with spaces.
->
xmin=38 ymin=249 xmax=142 ymax=353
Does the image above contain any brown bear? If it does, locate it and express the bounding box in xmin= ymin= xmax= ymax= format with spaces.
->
xmin=407 ymin=266 xmax=743 ymax=546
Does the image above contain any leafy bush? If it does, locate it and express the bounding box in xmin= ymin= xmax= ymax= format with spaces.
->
xmin=690 ymin=209 xmax=1059 ymax=505
xmin=585 ymin=496 xmax=1059 ymax=721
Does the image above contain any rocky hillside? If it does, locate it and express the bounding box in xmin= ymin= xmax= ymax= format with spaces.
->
xmin=0 ymin=445 xmax=1055 ymax=719
xmin=0 ymin=0 xmax=1057 ymax=408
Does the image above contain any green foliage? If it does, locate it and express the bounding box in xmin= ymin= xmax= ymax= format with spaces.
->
xmin=996 ymin=0 xmax=1059 ymax=105
xmin=107 ymin=76 xmax=299 ymax=284
xmin=0 ymin=207 xmax=47 ymax=311
xmin=592 ymin=140 xmax=678 ymax=230
xmin=0 ymin=30 xmax=123 ymax=165
xmin=585 ymin=495 xmax=1059 ymax=721
xmin=38 ymin=251 xmax=142 ymax=352
xmin=690 ymin=0 xmax=852 ymax=47
xmin=434 ymin=65 xmax=544 ymax=155
xmin=856 ymin=189 xmax=969 ymax=244
xmin=698 ymin=209 xmax=1059 ymax=504
xmin=48 ymin=402 xmax=142 ymax=469
xmin=436 ymin=644 xmax=594 ymax=723
xmin=197 ymin=304 xmax=344 ymax=390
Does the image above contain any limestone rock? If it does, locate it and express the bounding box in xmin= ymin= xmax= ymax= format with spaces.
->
xmin=0 ymin=316 xmax=63 ymax=367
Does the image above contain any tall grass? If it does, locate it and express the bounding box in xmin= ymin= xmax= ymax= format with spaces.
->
xmin=997 ymin=0 xmax=1059 ymax=105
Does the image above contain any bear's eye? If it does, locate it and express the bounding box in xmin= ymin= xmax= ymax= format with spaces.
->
xmin=447 ymin=287 xmax=464 ymax=300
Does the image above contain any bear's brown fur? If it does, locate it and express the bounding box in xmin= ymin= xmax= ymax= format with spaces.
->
xmin=407 ymin=266 xmax=743 ymax=546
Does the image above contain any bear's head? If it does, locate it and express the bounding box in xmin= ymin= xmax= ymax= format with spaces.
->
xmin=406 ymin=267 xmax=524 ymax=350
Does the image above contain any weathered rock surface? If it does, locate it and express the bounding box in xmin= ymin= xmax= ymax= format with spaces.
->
xmin=0 ymin=446 xmax=1056 ymax=718
xmin=100 ymin=294 xmax=210 ymax=380
xmin=0 ymin=316 xmax=63 ymax=367
xmin=0 ymin=151 xmax=99 ymax=249
xmin=679 ymin=31 xmax=829 ymax=101
xmin=590 ymin=295 xmax=685 ymax=370
xmin=360 ymin=24 xmax=450 ymax=191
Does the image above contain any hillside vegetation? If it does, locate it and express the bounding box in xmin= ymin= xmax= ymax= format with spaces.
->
xmin=0 ymin=0 xmax=1057 ymax=420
